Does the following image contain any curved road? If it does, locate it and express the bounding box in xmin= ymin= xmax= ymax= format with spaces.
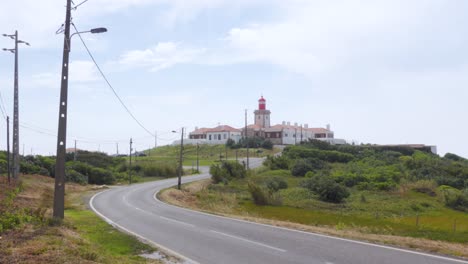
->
xmin=91 ymin=159 xmax=467 ymax=264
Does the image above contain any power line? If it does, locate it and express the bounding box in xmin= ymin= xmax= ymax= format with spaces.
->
xmin=71 ymin=23 xmax=155 ymax=138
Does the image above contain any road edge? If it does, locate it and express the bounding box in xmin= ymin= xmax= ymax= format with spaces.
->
xmin=89 ymin=189 xmax=200 ymax=264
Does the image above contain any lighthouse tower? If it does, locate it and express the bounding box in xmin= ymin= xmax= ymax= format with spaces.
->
xmin=254 ymin=96 xmax=271 ymax=128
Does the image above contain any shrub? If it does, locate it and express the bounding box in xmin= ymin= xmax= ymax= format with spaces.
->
xmin=65 ymin=169 xmax=87 ymax=185
xmin=210 ymin=161 xmax=246 ymax=184
xmin=142 ymin=164 xmax=177 ymax=177
xmin=261 ymin=140 xmax=273 ymax=150
xmin=439 ymin=186 xmax=468 ymax=212
xmin=301 ymin=174 xmax=349 ymax=203
xmin=263 ymin=155 xmax=290 ymax=170
xmin=265 ymin=177 xmax=288 ymax=192
xmin=248 ymin=182 xmax=270 ymax=205
xmin=291 ymin=159 xmax=316 ymax=177
xmin=410 ymin=180 xmax=437 ymax=196
xmin=88 ymin=167 xmax=115 ymax=185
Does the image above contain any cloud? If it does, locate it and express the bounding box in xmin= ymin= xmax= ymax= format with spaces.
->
xmin=118 ymin=42 xmax=205 ymax=71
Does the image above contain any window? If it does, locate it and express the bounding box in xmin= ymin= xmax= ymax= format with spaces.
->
xmin=258 ymin=116 xmax=260 ymax=119
xmin=218 ymin=134 xmax=221 ymax=140
xmin=209 ymin=135 xmax=212 ymax=140
xmin=223 ymin=134 xmax=227 ymax=139
xmin=285 ymin=133 xmax=288 ymax=137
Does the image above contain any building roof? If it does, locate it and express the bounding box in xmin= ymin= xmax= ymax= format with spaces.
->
xmin=246 ymin=124 xmax=263 ymax=130
xmin=189 ymin=127 xmax=211 ymax=135
xmin=259 ymin=96 xmax=266 ymax=102
xmin=265 ymin=124 xmax=332 ymax=134
xmin=207 ymin=125 xmax=241 ymax=133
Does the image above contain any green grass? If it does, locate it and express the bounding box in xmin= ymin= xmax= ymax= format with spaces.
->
xmin=134 ymin=145 xmax=280 ymax=168
xmin=65 ymin=209 xmax=157 ymax=263
xmin=191 ymin=169 xmax=468 ymax=244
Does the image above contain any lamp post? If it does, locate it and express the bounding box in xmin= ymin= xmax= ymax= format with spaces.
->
xmin=172 ymin=128 xmax=184 ymax=190
xmin=53 ymin=0 xmax=107 ymax=220
xmin=2 ymin=31 xmax=29 ymax=180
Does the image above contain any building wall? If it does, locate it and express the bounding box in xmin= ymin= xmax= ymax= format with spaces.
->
xmin=206 ymin=131 xmax=241 ymax=144
xmin=254 ymin=110 xmax=271 ymax=128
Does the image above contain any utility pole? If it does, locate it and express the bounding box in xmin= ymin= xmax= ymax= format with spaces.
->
xmin=22 ymin=144 xmax=24 ymax=156
xmin=6 ymin=116 xmax=10 ymax=184
xmin=74 ymin=140 xmax=77 ymax=161
xmin=294 ymin=127 xmax=297 ymax=145
xmin=53 ymin=0 xmax=72 ymax=220
xmin=177 ymin=128 xmax=184 ymax=190
xmin=129 ymin=138 xmax=132 ymax=184
xmin=300 ymin=124 xmax=303 ymax=143
xmin=196 ymin=142 xmax=199 ymax=172
xmin=2 ymin=31 xmax=29 ymax=180
xmin=245 ymin=109 xmax=249 ymax=169
xmin=116 ymin=142 xmax=119 ymax=155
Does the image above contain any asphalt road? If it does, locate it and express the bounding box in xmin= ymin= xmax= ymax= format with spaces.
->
xmin=91 ymin=158 xmax=467 ymax=264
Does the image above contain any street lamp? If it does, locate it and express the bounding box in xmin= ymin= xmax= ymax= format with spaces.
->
xmin=53 ymin=0 xmax=107 ymax=220
xmin=172 ymin=128 xmax=184 ymax=190
xmin=2 ymin=31 xmax=30 ymax=180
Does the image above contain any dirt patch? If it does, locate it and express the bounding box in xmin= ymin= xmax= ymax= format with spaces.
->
xmin=159 ymin=180 xmax=468 ymax=260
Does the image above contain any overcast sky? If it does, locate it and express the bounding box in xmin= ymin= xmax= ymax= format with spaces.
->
xmin=0 ymin=0 xmax=467 ymax=157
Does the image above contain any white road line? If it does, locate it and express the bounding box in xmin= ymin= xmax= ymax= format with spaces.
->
xmin=90 ymin=190 xmax=200 ymax=264
xmin=210 ymin=230 xmax=286 ymax=253
xmin=160 ymin=216 xmax=195 ymax=227
xmin=154 ymin=191 xmax=468 ymax=264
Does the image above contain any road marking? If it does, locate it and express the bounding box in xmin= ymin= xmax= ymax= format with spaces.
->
xmin=159 ymin=216 xmax=195 ymax=227
xmin=154 ymin=192 xmax=468 ymax=264
xmin=210 ymin=230 xmax=286 ymax=253
xmin=90 ymin=190 xmax=200 ymax=264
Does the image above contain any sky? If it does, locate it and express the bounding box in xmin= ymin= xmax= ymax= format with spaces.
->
xmin=0 ymin=0 xmax=467 ymax=157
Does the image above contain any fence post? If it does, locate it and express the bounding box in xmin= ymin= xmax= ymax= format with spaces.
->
xmin=416 ymin=213 xmax=419 ymax=227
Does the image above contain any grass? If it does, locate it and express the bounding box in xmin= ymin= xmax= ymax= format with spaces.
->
xmin=134 ymin=144 xmax=280 ymax=167
xmin=0 ymin=174 xmax=167 ymax=263
xmin=159 ymin=169 xmax=468 ymax=258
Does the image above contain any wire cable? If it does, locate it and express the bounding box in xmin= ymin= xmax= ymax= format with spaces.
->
xmin=71 ymin=23 xmax=155 ymax=138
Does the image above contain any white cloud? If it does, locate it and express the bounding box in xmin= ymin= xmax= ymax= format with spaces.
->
xmin=118 ymin=42 xmax=205 ymax=71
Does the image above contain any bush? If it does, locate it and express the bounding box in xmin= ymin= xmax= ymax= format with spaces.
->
xmin=210 ymin=161 xmax=246 ymax=184
xmin=265 ymin=177 xmax=288 ymax=192
xmin=410 ymin=180 xmax=437 ymax=196
xmin=291 ymin=159 xmax=316 ymax=177
xmin=65 ymin=169 xmax=87 ymax=185
xmin=88 ymin=167 xmax=115 ymax=185
xmin=439 ymin=186 xmax=468 ymax=212
xmin=263 ymin=155 xmax=289 ymax=170
xmin=261 ymin=140 xmax=273 ymax=150
xmin=301 ymin=174 xmax=349 ymax=203
xmin=142 ymin=164 xmax=177 ymax=177
xmin=248 ymin=182 xmax=269 ymax=205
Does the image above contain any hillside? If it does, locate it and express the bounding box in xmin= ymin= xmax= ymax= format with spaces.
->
xmin=161 ymin=140 xmax=468 ymax=258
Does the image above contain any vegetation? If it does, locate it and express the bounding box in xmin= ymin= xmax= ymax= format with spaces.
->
xmin=0 ymin=175 xmax=164 ymax=263
xmin=193 ymin=140 xmax=468 ymax=247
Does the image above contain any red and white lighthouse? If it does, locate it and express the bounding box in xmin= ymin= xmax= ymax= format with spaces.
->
xmin=254 ymin=96 xmax=271 ymax=128
xmin=258 ymin=96 xmax=266 ymax=110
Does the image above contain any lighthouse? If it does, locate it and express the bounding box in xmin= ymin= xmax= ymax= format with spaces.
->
xmin=254 ymin=96 xmax=271 ymax=128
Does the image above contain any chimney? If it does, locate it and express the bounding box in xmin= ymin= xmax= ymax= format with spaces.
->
xmin=195 ymin=126 xmax=198 ymax=131
xmin=282 ymin=121 xmax=286 ymax=125
xmin=326 ymin=124 xmax=331 ymax=131
xmin=304 ymin=124 xmax=308 ymax=129
xmin=294 ymin=122 xmax=298 ymax=127
xmin=287 ymin=121 xmax=290 ymax=126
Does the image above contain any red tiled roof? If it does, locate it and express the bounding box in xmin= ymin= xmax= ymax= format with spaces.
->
xmin=207 ymin=125 xmax=241 ymax=133
xmin=190 ymin=127 xmax=211 ymax=135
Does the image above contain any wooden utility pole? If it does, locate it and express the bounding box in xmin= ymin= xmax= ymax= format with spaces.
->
xmin=6 ymin=116 xmax=10 ymax=184
xmin=53 ymin=0 xmax=72 ymax=219
xmin=177 ymin=128 xmax=184 ymax=190
xmin=129 ymin=138 xmax=132 ymax=184
xmin=196 ymin=143 xmax=199 ymax=172
xmin=74 ymin=140 xmax=77 ymax=161
xmin=245 ymin=109 xmax=249 ymax=169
